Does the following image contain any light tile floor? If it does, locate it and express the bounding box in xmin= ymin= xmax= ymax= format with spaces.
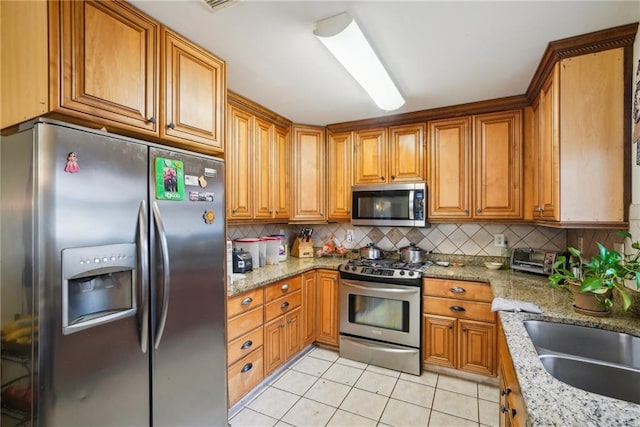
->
xmin=229 ymin=347 xmax=499 ymax=427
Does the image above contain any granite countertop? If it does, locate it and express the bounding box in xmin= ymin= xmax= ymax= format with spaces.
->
xmin=228 ymin=259 xmax=640 ymax=426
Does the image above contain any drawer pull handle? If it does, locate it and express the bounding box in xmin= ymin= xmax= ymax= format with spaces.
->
xmin=281 ymin=301 xmax=290 ymax=309
xmin=450 ymin=286 xmax=466 ymax=293
xmin=501 ymin=405 xmax=509 ymax=414
xmin=281 ymin=284 xmax=289 ymax=291
xmin=241 ymin=297 xmax=253 ymax=305
xmin=241 ymin=340 xmax=253 ymax=350
xmin=501 ymin=388 xmax=511 ymax=396
xmin=241 ymin=363 xmax=253 ymax=373
xmin=450 ymin=305 xmax=466 ymax=312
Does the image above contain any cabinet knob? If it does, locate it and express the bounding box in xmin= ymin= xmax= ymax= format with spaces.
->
xmin=381 ymin=176 xmax=385 ymax=181
xmin=148 ymin=117 xmax=156 ymax=124
xmin=501 ymin=388 xmax=512 ymax=396
xmin=448 ymin=325 xmax=453 ymax=330
xmin=391 ymin=175 xmax=396 ymax=180
xmin=281 ymin=284 xmax=289 ymax=291
xmin=501 ymin=405 xmax=509 ymax=414
xmin=280 ymin=323 xmax=285 ymax=328
xmin=281 ymin=301 xmax=290 ymax=309
xmin=269 ymin=210 xmax=273 ymax=214
xmin=232 ymin=208 xmax=237 ymax=214
xmin=476 ymin=208 xmax=482 ymax=213
xmin=320 ymin=212 xmax=324 ymax=216
xmin=275 ymin=210 xmax=279 ymax=214
xmin=287 ymin=319 xmax=292 ymax=324
xmin=347 ymin=210 xmax=351 ymax=214
xmin=241 ymin=363 xmax=253 ymax=373
xmin=464 ymin=209 xmax=469 ymax=214
xmin=168 ymin=122 xmax=176 ymax=129
xmin=241 ymin=297 xmax=253 ymax=305
xmin=241 ymin=340 xmax=253 ymax=350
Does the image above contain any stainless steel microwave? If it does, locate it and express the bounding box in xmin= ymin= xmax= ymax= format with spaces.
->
xmin=351 ymin=182 xmax=427 ymax=227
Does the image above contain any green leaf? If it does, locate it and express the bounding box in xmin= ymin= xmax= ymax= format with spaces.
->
xmin=579 ymin=277 xmax=603 ymax=293
xmin=567 ymin=247 xmax=581 ymax=258
xmin=620 ymin=289 xmax=632 ymax=311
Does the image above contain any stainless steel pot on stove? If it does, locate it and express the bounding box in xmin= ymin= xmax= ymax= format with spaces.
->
xmin=359 ymin=243 xmax=382 ymax=260
xmin=400 ymin=243 xmax=425 ymax=263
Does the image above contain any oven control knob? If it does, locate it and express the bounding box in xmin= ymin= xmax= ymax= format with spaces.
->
xmin=344 ymin=265 xmax=350 ymax=271
xmin=408 ymin=271 xmax=415 ymax=276
xmin=399 ymin=270 xmax=405 ymax=276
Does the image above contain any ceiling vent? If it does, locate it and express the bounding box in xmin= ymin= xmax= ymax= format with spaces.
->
xmin=201 ymin=0 xmax=240 ymax=12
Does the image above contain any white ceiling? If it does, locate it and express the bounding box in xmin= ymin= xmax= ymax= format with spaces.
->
xmin=130 ymin=0 xmax=640 ymax=126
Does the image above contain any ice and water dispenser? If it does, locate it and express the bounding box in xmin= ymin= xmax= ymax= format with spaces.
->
xmin=61 ymin=243 xmax=137 ymax=335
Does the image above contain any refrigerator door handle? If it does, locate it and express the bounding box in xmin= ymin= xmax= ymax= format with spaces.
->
xmin=152 ymin=201 xmax=171 ymax=349
xmin=138 ymin=201 xmax=150 ymax=353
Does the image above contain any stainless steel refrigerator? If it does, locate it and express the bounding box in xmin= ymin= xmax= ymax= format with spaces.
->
xmin=0 ymin=119 xmax=227 ymax=426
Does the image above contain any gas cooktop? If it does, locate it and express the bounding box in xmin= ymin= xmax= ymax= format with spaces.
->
xmin=338 ymin=258 xmax=432 ymax=281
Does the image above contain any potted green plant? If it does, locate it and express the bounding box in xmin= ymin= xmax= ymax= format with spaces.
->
xmin=549 ymin=231 xmax=640 ymax=315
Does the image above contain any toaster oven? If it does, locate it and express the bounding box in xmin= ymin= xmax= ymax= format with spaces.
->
xmin=510 ymin=248 xmax=569 ymax=275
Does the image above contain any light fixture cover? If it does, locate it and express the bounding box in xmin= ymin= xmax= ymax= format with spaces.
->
xmin=314 ymin=12 xmax=405 ymax=112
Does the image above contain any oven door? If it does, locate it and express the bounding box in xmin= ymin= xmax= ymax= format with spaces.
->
xmin=339 ymin=278 xmax=420 ymax=348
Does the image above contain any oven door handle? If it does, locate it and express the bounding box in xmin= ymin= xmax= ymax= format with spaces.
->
xmin=344 ymin=282 xmax=418 ymax=294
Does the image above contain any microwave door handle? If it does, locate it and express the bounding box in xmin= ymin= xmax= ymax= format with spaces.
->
xmin=408 ymin=190 xmax=415 ymax=220
xmin=152 ymin=201 xmax=171 ymax=350
xmin=138 ymin=201 xmax=149 ymax=353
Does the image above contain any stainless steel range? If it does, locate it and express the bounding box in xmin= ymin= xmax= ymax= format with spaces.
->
xmin=338 ymin=258 xmax=428 ymax=375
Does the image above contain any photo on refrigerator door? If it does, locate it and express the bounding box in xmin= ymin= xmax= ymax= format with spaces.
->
xmin=155 ymin=157 xmax=185 ymax=200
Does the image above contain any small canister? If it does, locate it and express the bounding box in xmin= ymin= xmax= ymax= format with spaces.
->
xmin=262 ymin=236 xmax=281 ymax=265
xmin=271 ymin=234 xmax=288 ymax=262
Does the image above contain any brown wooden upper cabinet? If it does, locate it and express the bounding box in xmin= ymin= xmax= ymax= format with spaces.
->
xmin=291 ymin=125 xmax=326 ymax=222
xmin=527 ymin=48 xmax=626 ymax=227
xmin=428 ymin=111 xmax=522 ymax=221
xmin=1 ymin=0 xmax=225 ymax=155
xmin=353 ymin=124 xmax=425 ymax=185
xmin=226 ymin=93 xmax=292 ymax=222
xmin=326 ymin=131 xmax=354 ymax=221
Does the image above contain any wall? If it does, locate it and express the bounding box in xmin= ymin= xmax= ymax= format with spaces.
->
xmin=229 ymin=223 xmax=567 ymax=257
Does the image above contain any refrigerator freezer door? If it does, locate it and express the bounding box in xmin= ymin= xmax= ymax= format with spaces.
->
xmin=149 ymin=147 xmax=227 ymax=425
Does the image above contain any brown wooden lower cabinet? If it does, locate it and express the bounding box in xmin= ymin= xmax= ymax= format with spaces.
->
xmin=264 ymin=307 xmax=301 ymax=375
xmin=227 ymin=347 xmax=264 ymax=407
xmin=301 ymin=271 xmax=317 ymax=348
xmin=423 ymin=278 xmax=496 ymax=376
xmin=315 ymin=269 xmax=339 ymax=347
xmin=498 ymin=323 xmax=527 ymax=427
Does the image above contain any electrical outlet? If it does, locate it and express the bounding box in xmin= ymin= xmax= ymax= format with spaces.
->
xmin=346 ymin=229 xmax=354 ymax=243
xmin=279 ymin=229 xmax=285 ymax=236
xmin=494 ymin=234 xmax=506 ymax=247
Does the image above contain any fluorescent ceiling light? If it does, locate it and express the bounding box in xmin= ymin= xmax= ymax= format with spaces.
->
xmin=314 ymin=12 xmax=405 ymax=112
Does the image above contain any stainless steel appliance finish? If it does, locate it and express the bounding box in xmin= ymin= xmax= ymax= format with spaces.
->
xmin=0 ymin=120 xmax=227 ymax=426
xmin=399 ymin=243 xmax=425 ymax=264
xmin=359 ymin=243 xmax=382 ymax=260
xmin=510 ymin=248 xmax=569 ymax=275
xmin=338 ymin=259 xmax=424 ymax=375
xmin=351 ymin=182 xmax=427 ymax=227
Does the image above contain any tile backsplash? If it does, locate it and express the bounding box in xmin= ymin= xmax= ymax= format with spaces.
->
xmin=228 ymin=223 xmax=567 ymax=257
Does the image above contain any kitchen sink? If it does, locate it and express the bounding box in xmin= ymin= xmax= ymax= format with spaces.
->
xmin=539 ymin=354 xmax=640 ymax=404
xmin=523 ymin=320 xmax=640 ymax=369
xmin=523 ymin=320 xmax=640 ymax=404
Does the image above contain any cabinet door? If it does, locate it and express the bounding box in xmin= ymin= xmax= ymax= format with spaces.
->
xmin=423 ymin=314 xmax=456 ymax=368
xmin=474 ymin=110 xmax=522 ymax=219
xmin=458 ymin=319 xmax=495 ymax=376
xmin=428 ymin=117 xmax=471 ymax=219
xmin=388 ymin=124 xmax=425 ymax=182
xmin=285 ymin=308 xmax=302 ymax=360
xmin=315 ymin=270 xmax=339 ymax=347
xmin=264 ymin=317 xmax=285 ymax=375
xmin=272 ymin=125 xmax=291 ymax=219
xmin=536 ymin=66 xmax=560 ymax=220
xmin=253 ymin=117 xmax=273 ymax=219
xmin=161 ymin=27 xmax=225 ymax=151
xmin=58 ymin=0 xmax=159 ymax=133
xmin=301 ymin=271 xmax=317 ymax=348
xmin=226 ymin=105 xmax=253 ymax=220
xmin=327 ymin=131 xmax=353 ymax=221
xmin=292 ymin=125 xmax=326 ymax=221
xmin=354 ymin=128 xmax=387 ymax=184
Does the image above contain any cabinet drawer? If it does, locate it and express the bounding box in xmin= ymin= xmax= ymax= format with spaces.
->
xmin=228 ymin=347 xmax=264 ymax=407
xmin=227 ymin=306 xmax=264 ymax=341
xmin=264 ymin=290 xmax=301 ymax=323
xmin=424 ymin=296 xmax=495 ymax=323
xmin=264 ymin=276 xmax=301 ymax=302
xmin=228 ymin=326 xmax=264 ymax=367
xmin=423 ymin=278 xmax=493 ymax=302
xmin=227 ymin=288 xmax=264 ymax=318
